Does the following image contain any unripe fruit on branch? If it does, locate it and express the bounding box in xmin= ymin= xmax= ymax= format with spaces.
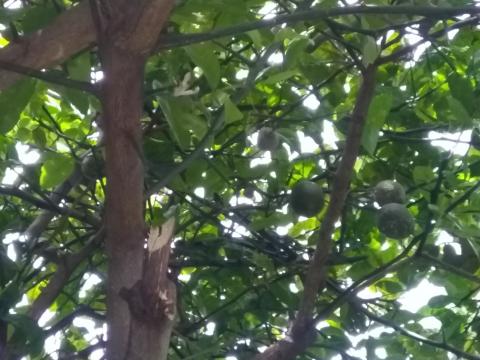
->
xmin=374 ymin=180 xmax=406 ymax=206
xmin=377 ymin=203 xmax=414 ymax=239
xmin=257 ymin=127 xmax=280 ymax=151
xmin=290 ymin=180 xmax=324 ymax=217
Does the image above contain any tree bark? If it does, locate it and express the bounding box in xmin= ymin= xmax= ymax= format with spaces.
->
xmin=101 ymin=46 xmax=147 ymax=359
xmin=94 ymin=1 xmax=175 ymax=358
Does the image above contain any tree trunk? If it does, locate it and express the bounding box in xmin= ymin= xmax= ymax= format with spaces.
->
xmin=102 ymin=46 xmax=147 ymax=359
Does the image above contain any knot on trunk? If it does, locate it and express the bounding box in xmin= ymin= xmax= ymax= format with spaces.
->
xmin=120 ymin=279 xmax=176 ymax=328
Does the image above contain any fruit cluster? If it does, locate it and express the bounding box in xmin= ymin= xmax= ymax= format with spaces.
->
xmin=374 ymin=180 xmax=414 ymax=239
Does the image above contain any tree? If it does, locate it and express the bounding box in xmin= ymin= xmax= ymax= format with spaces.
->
xmin=0 ymin=0 xmax=480 ymax=359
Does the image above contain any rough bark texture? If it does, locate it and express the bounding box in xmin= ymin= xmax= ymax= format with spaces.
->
xmin=95 ymin=1 xmax=175 ymax=359
xmin=101 ymin=47 xmax=146 ymax=359
xmin=0 ymin=2 xmax=94 ymax=91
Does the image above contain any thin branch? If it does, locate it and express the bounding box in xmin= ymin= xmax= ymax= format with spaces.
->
xmin=377 ymin=15 xmax=479 ymax=64
xmin=0 ymin=59 xmax=98 ymax=94
xmin=0 ymin=185 xmax=100 ymax=226
xmin=299 ymin=65 xmax=377 ymax=319
xmin=353 ymin=301 xmax=480 ymax=360
xmin=158 ymin=6 xmax=480 ymax=50
xmin=28 ymin=229 xmax=103 ymax=321
xmin=254 ymin=65 xmax=378 ymax=360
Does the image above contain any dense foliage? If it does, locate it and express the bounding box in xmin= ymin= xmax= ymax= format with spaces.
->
xmin=1 ymin=0 xmax=480 ymax=359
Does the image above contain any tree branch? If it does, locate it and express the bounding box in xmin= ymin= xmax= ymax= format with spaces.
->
xmin=159 ymin=6 xmax=480 ymax=50
xmin=353 ymin=301 xmax=480 ymax=360
xmin=254 ymin=65 xmax=378 ymax=360
xmin=28 ymin=229 xmax=103 ymax=321
xmin=0 ymin=1 xmax=95 ymax=92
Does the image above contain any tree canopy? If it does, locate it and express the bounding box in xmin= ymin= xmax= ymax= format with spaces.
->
xmin=1 ymin=0 xmax=480 ymax=359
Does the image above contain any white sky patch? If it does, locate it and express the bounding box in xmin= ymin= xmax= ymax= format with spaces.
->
xmin=435 ymin=230 xmax=454 ymax=246
xmin=4 ymin=0 xmax=21 ymax=9
xmin=428 ymin=130 xmax=471 ymax=156
xmin=178 ymin=273 xmax=191 ymax=282
xmin=2 ymin=167 xmax=21 ymax=185
xmin=250 ymin=152 xmax=272 ymax=167
xmin=204 ymin=321 xmax=216 ymax=336
xmin=38 ymin=309 xmax=55 ymax=327
xmin=15 ymin=294 xmax=29 ymax=309
xmin=7 ymin=244 xmax=16 ymax=261
xmin=398 ymin=279 xmax=447 ymax=313
xmin=3 ymin=232 xmax=19 ymax=245
xmin=375 ymin=347 xmax=388 ymax=359
xmin=322 ymin=121 xmax=338 ymax=149
xmin=194 ymin=187 xmax=205 ymax=198
xmin=297 ymin=131 xmax=318 ymax=153
xmin=289 ymin=282 xmax=300 ymax=293
xmin=90 ymin=349 xmax=105 ymax=360
xmin=267 ymin=51 xmax=283 ymax=65
xmin=92 ymin=70 xmax=104 ymax=82
xmin=418 ymin=316 xmax=442 ymax=331
xmin=302 ymin=94 xmax=320 ymax=110
xmin=357 ymin=287 xmax=382 ymax=300
xmin=73 ymin=316 xmax=104 ymax=342
xmin=276 ymin=224 xmax=292 ymax=236
xmin=258 ymin=1 xmax=277 ymax=19
xmin=447 ymin=29 xmax=459 ymax=40
xmin=235 ymin=69 xmax=249 ymax=80
xmin=79 ymin=273 xmax=102 ymax=299
xmin=16 ymin=143 xmax=40 ymax=164
xmin=32 ymin=257 xmax=44 ymax=269
xmin=44 ymin=332 xmax=62 ymax=360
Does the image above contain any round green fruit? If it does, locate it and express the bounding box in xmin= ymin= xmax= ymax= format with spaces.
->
xmin=471 ymin=128 xmax=480 ymax=150
xmin=290 ymin=180 xmax=324 ymax=217
xmin=377 ymin=203 xmax=414 ymax=239
xmin=81 ymin=154 xmax=103 ymax=180
xmin=257 ymin=127 xmax=280 ymax=151
xmin=374 ymin=180 xmax=406 ymax=206
xmin=243 ymin=185 xmax=255 ymax=198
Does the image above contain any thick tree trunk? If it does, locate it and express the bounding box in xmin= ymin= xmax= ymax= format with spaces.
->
xmin=102 ymin=47 xmax=147 ymax=359
xmin=102 ymin=45 xmax=176 ymax=360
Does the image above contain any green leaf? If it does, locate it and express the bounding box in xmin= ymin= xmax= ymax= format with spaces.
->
xmin=0 ymin=79 xmax=35 ymax=133
xmin=21 ymin=4 xmax=56 ymax=33
xmin=447 ymin=97 xmax=472 ymax=126
xmin=40 ymin=153 xmax=75 ymax=189
xmin=4 ymin=314 xmax=44 ymax=356
xmin=447 ymin=73 xmax=476 ymax=115
xmin=361 ymin=92 xmax=393 ymax=154
xmin=263 ymin=70 xmax=297 ymax=85
xmin=284 ymin=37 xmax=310 ymax=69
xmin=185 ymin=44 xmax=220 ymax=89
xmin=362 ymin=36 xmax=379 ymax=66
xmin=413 ymin=165 xmax=435 ymax=183
xmin=223 ymin=96 xmax=243 ymax=123
xmin=158 ymin=96 xmax=206 ymax=149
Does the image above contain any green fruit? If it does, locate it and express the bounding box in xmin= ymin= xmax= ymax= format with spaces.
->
xmin=442 ymin=244 xmax=463 ymax=267
xmin=374 ymin=180 xmax=406 ymax=206
xmin=81 ymin=154 xmax=103 ymax=180
xmin=243 ymin=185 xmax=255 ymax=198
xmin=471 ymin=128 xmax=480 ymax=150
xmin=290 ymin=180 xmax=324 ymax=217
xmin=257 ymin=127 xmax=280 ymax=151
xmin=377 ymin=203 xmax=414 ymax=239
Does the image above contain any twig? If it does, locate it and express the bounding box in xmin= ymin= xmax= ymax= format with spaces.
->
xmin=0 ymin=59 xmax=98 ymax=94
xmin=159 ymin=6 xmax=480 ymax=50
